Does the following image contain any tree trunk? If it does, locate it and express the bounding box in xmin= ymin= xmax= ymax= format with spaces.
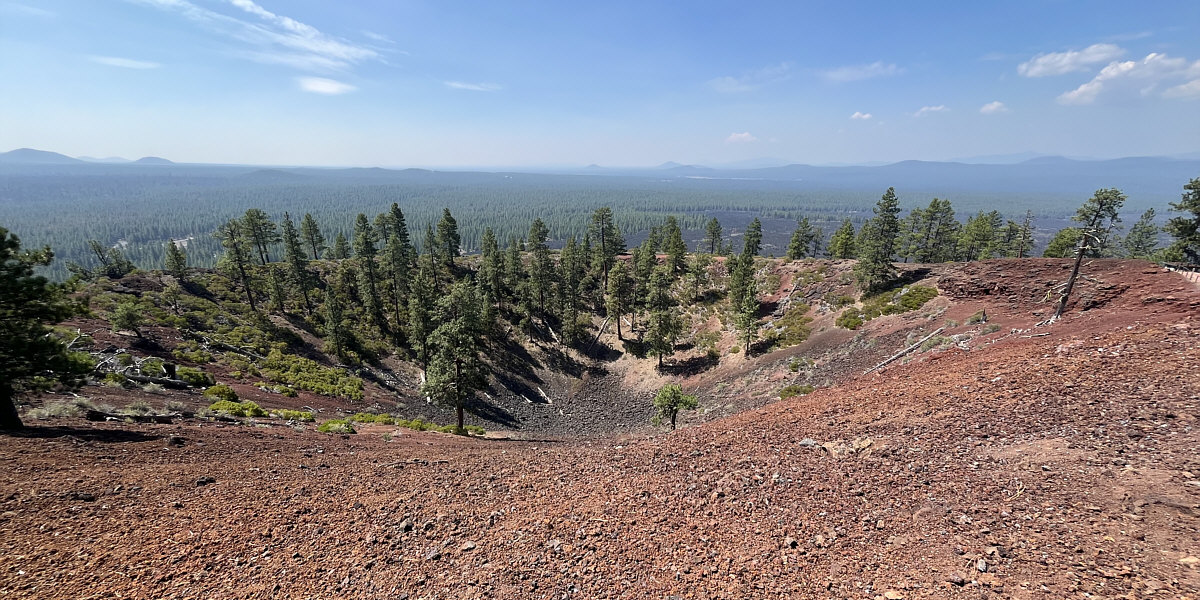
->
xmin=0 ymin=386 xmax=23 ymax=430
xmin=670 ymin=411 xmax=677 ymax=430
xmin=1054 ymin=235 xmax=1089 ymax=320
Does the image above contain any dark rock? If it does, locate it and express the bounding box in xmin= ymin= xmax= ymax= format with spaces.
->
xmin=196 ymin=476 xmax=216 ymax=486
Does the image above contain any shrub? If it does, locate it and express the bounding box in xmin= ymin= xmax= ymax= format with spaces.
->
xmin=177 ymin=367 xmax=214 ymax=387
xmin=919 ymin=335 xmax=953 ymax=353
xmin=729 ymin=345 xmax=740 ymax=354
xmin=835 ymin=310 xmax=865 ymax=330
xmin=436 ymin=425 xmax=464 ymax=435
xmin=203 ymin=384 xmax=238 ymax=403
xmin=317 ymin=419 xmax=355 ymax=434
xmin=965 ymin=310 xmax=987 ymax=325
xmin=981 ymin=323 xmax=1002 ymax=334
xmin=272 ymin=409 xmax=315 ymax=422
xmin=465 ymin=425 xmax=486 ymax=436
xmin=769 ymin=303 xmax=813 ymax=349
xmin=260 ymin=350 xmax=364 ymax=400
xmin=123 ymin=400 xmax=154 ymax=415
xmin=164 ymin=400 xmax=186 ymax=413
xmin=351 ymin=412 xmax=394 ymax=425
xmin=836 ymin=285 xmax=939 ymax=330
xmin=103 ymin=372 xmax=128 ymax=386
xmin=779 ymin=384 xmax=815 ymax=399
xmin=207 ymin=399 xmax=266 ymax=418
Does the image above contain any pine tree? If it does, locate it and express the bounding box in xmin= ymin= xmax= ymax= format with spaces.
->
xmin=300 ymin=213 xmax=326 ymax=260
xmin=687 ymin=252 xmax=711 ymax=301
xmin=606 ymin=260 xmax=632 ymax=339
xmin=353 ymin=213 xmax=385 ymax=330
xmin=1123 ymin=208 xmax=1160 ymax=259
xmin=1043 ymin=228 xmax=1083 ymax=258
xmin=435 ymin=208 xmax=461 ymax=268
xmin=874 ymin=187 xmax=902 ymax=258
xmin=957 ymin=211 xmax=1003 ymax=261
xmin=1013 ymin=210 xmax=1035 ymax=259
xmin=828 ymin=219 xmax=857 ymax=259
xmin=662 ymin=216 xmax=688 ymax=276
xmin=735 ymin=276 xmax=759 ymax=355
xmin=527 ymin=218 xmax=554 ymax=321
xmin=786 ymin=217 xmax=817 ymax=260
xmin=704 ymin=217 xmax=723 ymax=254
xmin=503 ymin=237 xmax=524 ymax=303
xmin=588 ymin=207 xmax=624 ymax=294
xmin=421 ymin=281 xmax=486 ymax=432
xmin=742 ymin=218 xmax=763 ymax=257
xmin=0 ymin=229 xmax=89 ymax=430
xmin=651 ymin=383 xmax=698 ymax=431
xmin=267 ymin=265 xmax=287 ymax=313
xmin=558 ymin=236 xmax=585 ymax=345
xmin=1053 ymin=188 xmax=1127 ymax=320
xmin=852 ymin=219 xmax=898 ymax=295
xmin=323 ymin=285 xmax=350 ymax=360
xmin=644 ymin=266 xmax=682 ymax=369
xmin=329 ymin=232 xmax=352 ymax=260
xmin=241 ymin=208 xmax=280 ymax=265
xmin=164 ymin=239 xmax=188 ymax=280
xmin=1165 ymin=177 xmax=1200 ymax=263
xmin=408 ymin=267 xmax=434 ymax=367
xmin=422 ymin=223 xmax=437 ymax=274
xmin=381 ymin=233 xmax=411 ymax=335
xmin=280 ymin=213 xmax=314 ymax=314
xmin=215 ymin=219 xmax=257 ymax=311
xmin=111 ymin=300 xmax=143 ymax=337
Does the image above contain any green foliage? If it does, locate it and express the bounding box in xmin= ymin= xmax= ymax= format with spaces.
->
xmin=836 ymin=285 xmax=939 ymax=330
xmin=207 ymin=398 xmax=266 ymax=418
xmin=1123 ymin=208 xmax=1160 ymax=259
xmin=766 ymin=303 xmax=812 ymax=349
xmin=103 ymin=372 xmax=129 ymax=386
xmin=272 ymin=409 xmax=315 ymax=422
xmin=351 ymin=412 xmax=395 ymax=425
xmin=317 ymin=419 xmax=356 ymax=434
xmin=981 ymin=323 xmax=1002 ymax=334
xmin=779 ymin=384 xmax=815 ymax=399
xmin=919 ymin=335 xmax=954 ymax=353
xmin=651 ymin=383 xmax=699 ymax=430
xmin=1043 ymin=227 xmax=1083 ymax=258
xmin=261 ymin=349 xmax=363 ymax=400
xmin=1165 ymin=177 xmax=1200 ymax=262
xmin=176 ymin=366 xmax=214 ymax=387
xmin=204 ymin=384 xmax=239 ymax=403
xmin=965 ymin=310 xmax=988 ymax=324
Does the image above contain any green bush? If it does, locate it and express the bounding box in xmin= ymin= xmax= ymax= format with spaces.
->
xmin=204 ymin=384 xmax=239 ymax=403
xmin=769 ymin=303 xmax=812 ymax=349
xmin=965 ymin=310 xmax=988 ymax=324
xmin=981 ymin=323 xmax=1002 ymax=334
xmin=919 ymin=335 xmax=953 ymax=353
xmin=729 ymin=345 xmax=740 ymax=354
xmin=465 ymin=425 xmax=486 ymax=436
xmin=260 ymin=350 xmax=364 ymax=400
xmin=103 ymin=372 xmax=128 ymax=386
xmin=395 ymin=418 xmax=431 ymax=431
xmin=317 ymin=419 xmax=355 ymax=434
xmin=835 ymin=309 xmax=865 ymax=330
xmin=837 ymin=285 xmax=939 ymax=330
xmin=272 ymin=409 xmax=315 ymax=422
xmin=779 ymin=384 xmax=815 ymax=399
xmin=177 ymin=366 xmax=214 ymax=387
xmin=351 ymin=412 xmax=394 ymax=425
xmin=207 ymin=398 xmax=266 ymax=418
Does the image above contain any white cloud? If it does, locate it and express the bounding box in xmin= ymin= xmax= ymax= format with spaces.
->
xmin=131 ymin=0 xmax=379 ymax=72
xmin=444 ymin=81 xmax=501 ymax=92
xmin=1057 ymin=52 xmax=1200 ymax=105
xmin=707 ymin=63 xmax=791 ymax=93
xmin=849 ymin=111 xmax=872 ymax=120
xmin=821 ymin=61 xmax=901 ymax=83
xmin=1164 ymin=79 xmax=1200 ymax=100
xmin=297 ymin=76 xmax=356 ymax=95
xmin=979 ymin=101 xmax=1008 ymax=114
xmin=725 ymin=132 xmax=757 ymax=143
xmin=1017 ymin=43 xmax=1125 ymax=77
xmin=913 ymin=105 xmax=947 ymax=117
xmin=88 ymin=55 xmax=161 ymax=69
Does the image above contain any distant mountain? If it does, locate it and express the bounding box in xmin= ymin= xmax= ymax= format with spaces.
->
xmin=78 ymin=156 xmax=132 ymax=164
xmin=949 ymin=152 xmax=1050 ymax=165
xmin=134 ymin=156 xmax=174 ymax=165
xmin=0 ymin=148 xmax=84 ymax=165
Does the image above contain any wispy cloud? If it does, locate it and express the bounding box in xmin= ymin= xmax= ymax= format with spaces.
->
xmin=444 ymin=81 xmax=502 ymax=92
xmin=913 ymin=105 xmax=947 ymax=117
xmin=1058 ymin=52 xmax=1200 ymax=105
xmin=88 ymin=55 xmax=161 ymax=69
xmin=1106 ymin=31 xmax=1153 ymax=42
xmin=297 ymin=76 xmax=356 ymax=95
xmin=821 ymin=61 xmax=901 ymax=83
xmin=1017 ymin=43 xmax=1124 ymax=77
xmin=725 ymin=132 xmax=758 ymax=143
xmin=979 ymin=101 xmax=1009 ymax=114
xmin=130 ymin=0 xmax=380 ymax=72
xmin=849 ymin=111 xmax=872 ymax=120
xmin=707 ymin=63 xmax=791 ymax=93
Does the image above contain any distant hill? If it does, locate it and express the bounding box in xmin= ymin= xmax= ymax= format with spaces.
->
xmin=134 ymin=156 xmax=174 ymax=165
xmin=0 ymin=148 xmax=84 ymax=165
xmin=78 ymin=156 xmax=132 ymax=164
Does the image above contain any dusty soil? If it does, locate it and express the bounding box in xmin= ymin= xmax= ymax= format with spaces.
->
xmin=2 ymin=260 xmax=1199 ymax=599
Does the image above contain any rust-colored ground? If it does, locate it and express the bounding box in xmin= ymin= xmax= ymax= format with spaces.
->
xmin=2 ymin=260 xmax=1198 ymax=599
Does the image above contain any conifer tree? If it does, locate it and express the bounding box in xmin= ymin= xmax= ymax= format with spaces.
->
xmin=0 ymin=228 xmax=90 ymax=430
xmin=1165 ymin=177 xmax=1200 ymax=263
xmin=735 ymin=275 xmax=759 ymax=354
xmin=644 ymin=266 xmax=682 ymax=369
xmin=742 ymin=218 xmax=763 ymax=257
xmin=300 ymin=213 xmax=326 ymax=260
xmin=435 ymin=208 xmax=461 ymax=268
xmin=606 ymin=260 xmax=633 ymax=340
xmin=1014 ymin=210 xmax=1035 ymax=259
xmin=588 ymin=207 xmax=624 ymax=293
xmin=408 ymin=266 xmax=435 ymax=367
xmin=1053 ymin=188 xmax=1126 ymax=320
xmin=323 ymin=285 xmax=350 ymax=360
xmin=241 ymin=208 xmax=280 ymax=265
xmin=267 ymin=265 xmax=287 ymax=313
xmin=479 ymin=228 xmax=503 ymax=306
xmin=651 ymin=384 xmax=698 ymax=431
xmin=503 ymin=237 xmax=524 ymax=303
xmin=662 ymin=216 xmax=688 ymax=276
xmin=786 ymin=217 xmax=818 ymax=260
xmin=957 ymin=211 xmax=1003 ymax=261
xmin=558 ymin=236 xmax=584 ymax=344
xmin=280 ymin=212 xmax=314 ymax=314
xmin=422 ymin=223 xmax=437 ymax=274
xmin=421 ymin=281 xmax=486 ymax=432
xmin=353 ymin=214 xmax=385 ymax=330
xmin=687 ymin=252 xmax=711 ymax=301
xmin=381 ymin=233 xmax=411 ymax=335
xmin=1123 ymin=208 xmax=1160 ymax=259
xmin=852 ymin=219 xmax=897 ymax=296
xmin=215 ymin=219 xmax=257 ymax=311
xmin=329 ymin=232 xmax=352 ymax=260
xmin=704 ymin=217 xmax=723 ymax=254
xmin=111 ymin=300 xmax=143 ymax=337
xmin=828 ymin=219 xmax=857 ymax=259
xmin=527 ymin=218 xmax=554 ymax=321
xmin=164 ymin=239 xmax=188 ymax=280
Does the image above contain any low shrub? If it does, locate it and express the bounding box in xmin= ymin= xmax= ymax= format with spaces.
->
xmin=203 ymin=384 xmax=238 ymax=403
xmin=779 ymin=384 xmax=815 ymax=399
xmin=965 ymin=310 xmax=988 ymax=325
xmin=103 ymin=372 xmax=128 ymax=386
xmin=261 ymin=350 xmax=364 ymax=400
xmin=207 ymin=399 xmax=266 ymax=418
xmin=351 ymin=412 xmax=395 ymax=425
xmin=317 ymin=419 xmax=355 ymax=434
xmin=981 ymin=323 xmax=1002 ymax=334
xmin=272 ymin=409 xmax=315 ymax=422
xmin=919 ymin=335 xmax=953 ymax=353
xmin=837 ymin=285 xmax=939 ymax=330
xmin=177 ymin=367 xmax=214 ymax=387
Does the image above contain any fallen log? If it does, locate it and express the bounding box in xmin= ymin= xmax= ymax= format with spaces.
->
xmin=85 ymin=410 xmax=177 ymax=424
xmin=864 ymin=327 xmax=945 ymax=375
xmin=123 ymin=374 xmax=191 ymax=389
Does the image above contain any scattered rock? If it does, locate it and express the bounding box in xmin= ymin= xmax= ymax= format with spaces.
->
xmin=977 ymin=558 xmax=988 ymax=573
xmin=195 ymin=476 xmax=216 ymax=487
xmin=460 ymin=541 xmax=477 ymax=552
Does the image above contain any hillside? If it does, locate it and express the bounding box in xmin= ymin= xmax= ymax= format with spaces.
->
xmin=1 ymin=259 xmax=1198 ymax=597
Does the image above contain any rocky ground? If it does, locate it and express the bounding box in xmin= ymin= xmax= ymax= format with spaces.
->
xmin=1 ymin=260 xmax=1198 ymax=599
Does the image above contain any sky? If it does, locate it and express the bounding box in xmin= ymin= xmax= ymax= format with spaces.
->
xmin=1 ymin=0 xmax=1199 ymax=168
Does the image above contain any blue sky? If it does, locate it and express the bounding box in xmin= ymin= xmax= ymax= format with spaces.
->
xmin=1 ymin=1 xmax=1198 ymax=167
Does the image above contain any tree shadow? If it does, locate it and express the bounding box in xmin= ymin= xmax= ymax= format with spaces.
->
xmin=658 ymin=353 xmax=718 ymax=376
xmin=492 ymin=337 xmax=543 ymax=384
xmin=892 ymin=267 xmax=933 ymax=287
xmin=543 ymin=346 xmax=585 ymax=378
xmin=579 ymin=340 xmax=621 ymax=363
xmin=492 ymin=371 xmax=546 ymax=404
xmin=747 ymin=339 xmax=776 ymax=356
xmin=3 ymin=425 xmax=163 ymax=443
xmin=466 ymin=393 xmax=522 ymax=429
